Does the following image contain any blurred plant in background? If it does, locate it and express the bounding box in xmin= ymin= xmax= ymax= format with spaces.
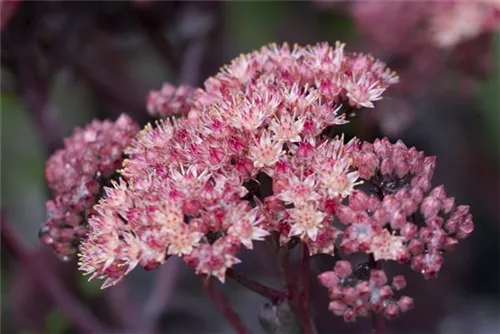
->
xmin=343 ymin=0 xmax=500 ymax=135
xmin=1 ymin=1 xmax=499 ymax=334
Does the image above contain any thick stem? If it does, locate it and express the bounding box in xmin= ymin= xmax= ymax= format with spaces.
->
xmin=0 ymin=217 xmax=106 ymax=333
xmin=297 ymin=244 xmax=317 ymax=334
xmin=279 ymin=247 xmax=307 ymax=331
xmin=203 ymin=277 xmax=252 ymax=334
xmin=226 ymin=268 xmax=286 ymax=303
xmin=281 ymin=248 xmax=296 ymax=302
xmin=369 ymin=254 xmax=384 ymax=334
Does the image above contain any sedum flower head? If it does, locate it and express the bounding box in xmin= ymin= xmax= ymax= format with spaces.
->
xmin=78 ymin=41 xmax=397 ymax=287
xmin=72 ymin=41 xmax=473 ymax=327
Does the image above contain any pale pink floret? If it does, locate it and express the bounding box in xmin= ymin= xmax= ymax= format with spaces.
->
xmin=269 ymin=112 xmax=306 ymax=143
xmin=276 ymin=174 xmax=321 ymax=205
xmin=230 ymin=96 xmax=277 ymax=131
xmin=248 ymin=131 xmax=284 ymax=170
xmin=319 ymin=163 xmax=361 ymax=198
xmin=288 ymin=203 xmax=327 ymax=241
xmin=167 ymin=224 xmax=204 ymax=257
xmin=191 ymin=237 xmax=242 ymax=283
xmin=227 ymin=206 xmax=269 ymax=249
xmin=344 ymin=74 xmax=386 ymax=108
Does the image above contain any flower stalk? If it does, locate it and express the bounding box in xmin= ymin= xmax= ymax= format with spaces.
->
xmin=226 ymin=268 xmax=286 ymax=304
xmin=297 ymin=244 xmax=317 ymax=334
xmin=203 ymin=277 xmax=252 ymax=334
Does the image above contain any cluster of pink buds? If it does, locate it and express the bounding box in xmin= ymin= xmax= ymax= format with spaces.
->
xmin=43 ymin=41 xmax=475 ymax=324
xmin=315 ymin=137 xmax=474 ymax=321
xmin=40 ymin=114 xmax=139 ymax=259
xmin=319 ymin=261 xmax=414 ymax=322
xmin=345 ymin=139 xmax=474 ymax=278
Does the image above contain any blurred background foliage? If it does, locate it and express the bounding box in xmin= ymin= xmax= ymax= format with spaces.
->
xmin=1 ymin=1 xmax=499 ymax=333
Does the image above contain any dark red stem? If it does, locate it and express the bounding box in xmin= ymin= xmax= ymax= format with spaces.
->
xmin=203 ymin=276 xmax=252 ymax=334
xmin=281 ymin=248 xmax=296 ymax=302
xmin=226 ymin=268 xmax=286 ymax=304
xmin=297 ymin=243 xmax=317 ymax=334
xmin=0 ymin=217 xmax=106 ymax=333
xmin=280 ymin=246 xmax=316 ymax=333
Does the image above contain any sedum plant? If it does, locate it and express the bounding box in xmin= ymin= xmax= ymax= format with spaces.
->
xmin=40 ymin=42 xmax=474 ymax=333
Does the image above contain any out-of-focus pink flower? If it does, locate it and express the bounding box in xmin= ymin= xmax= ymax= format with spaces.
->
xmin=348 ymin=0 xmax=499 ymax=90
xmin=351 ymin=1 xmax=499 ymax=53
xmin=40 ymin=114 xmax=139 ymax=259
xmin=430 ymin=2 xmax=500 ymax=48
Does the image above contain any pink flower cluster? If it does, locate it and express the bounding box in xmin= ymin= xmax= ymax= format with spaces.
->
xmin=40 ymin=114 xmax=139 ymax=259
xmin=72 ymin=42 xmax=474 ymax=323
